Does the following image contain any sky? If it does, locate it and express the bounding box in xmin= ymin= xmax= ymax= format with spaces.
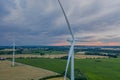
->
xmin=0 ymin=0 xmax=120 ymax=46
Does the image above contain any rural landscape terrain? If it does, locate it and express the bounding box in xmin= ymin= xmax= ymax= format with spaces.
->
xmin=1 ymin=0 xmax=120 ymax=80
xmin=0 ymin=46 xmax=120 ymax=80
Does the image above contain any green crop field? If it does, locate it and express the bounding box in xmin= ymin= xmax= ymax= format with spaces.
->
xmin=15 ymin=58 xmax=120 ymax=80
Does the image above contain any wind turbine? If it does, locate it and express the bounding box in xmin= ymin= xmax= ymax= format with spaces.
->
xmin=57 ymin=0 xmax=75 ymax=80
xmin=12 ymin=40 xmax=15 ymax=67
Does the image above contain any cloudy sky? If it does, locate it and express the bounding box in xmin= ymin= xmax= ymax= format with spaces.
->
xmin=0 ymin=0 xmax=120 ymax=46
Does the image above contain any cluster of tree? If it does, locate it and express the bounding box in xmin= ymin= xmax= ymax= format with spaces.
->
xmin=0 ymin=46 xmax=68 ymax=55
xmin=1 ymin=46 xmax=120 ymax=58
xmin=76 ymin=48 xmax=120 ymax=54
xmin=59 ymin=56 xmax=68 ymax=59
xmin=0 ymin=49 xmax=22 ymax=55
xmin=65 ymin=69 xmax=88 ymax=80
xmin=85 ymin=52 xmax=119 ymax=58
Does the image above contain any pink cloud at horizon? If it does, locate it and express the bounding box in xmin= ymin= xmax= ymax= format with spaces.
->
xmin=51 ymin=42 xmax=120 ymax=46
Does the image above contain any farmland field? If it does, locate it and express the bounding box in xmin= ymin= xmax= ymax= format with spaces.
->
xmin=0 ymin=60 xmax=57 ymax=80
xmin=0 ymin=54 xmax=108 ymax=59
xmin=15 ymin=58 xmax=120 ymax=80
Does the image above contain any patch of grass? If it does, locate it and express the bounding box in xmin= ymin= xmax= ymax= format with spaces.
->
xmin=16 ymin=58 xmax=120 ymax=80
xmin=16 ymin=58 xmax=66 ymax=73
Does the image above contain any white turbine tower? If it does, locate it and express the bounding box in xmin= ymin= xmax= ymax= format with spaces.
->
xmin=12 ymin=40 xmax=15 ymax=67
xmin=57 ymin=0 xmax=75 ymax=80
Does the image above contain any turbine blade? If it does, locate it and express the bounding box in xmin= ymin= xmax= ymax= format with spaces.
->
xmin=57 ymin=0 xmax=75 ymax=80
xmin=57 ymin=0 xmax=74 ymax=40
xmin=64 ymin=42 xmax=75 ymax=80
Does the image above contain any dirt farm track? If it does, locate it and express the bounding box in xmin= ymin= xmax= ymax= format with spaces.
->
xmin=0 ymin=60 xmax=57 ymax=80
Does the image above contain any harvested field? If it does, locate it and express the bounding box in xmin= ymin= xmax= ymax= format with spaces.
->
xmin=0 ymin=54 xmax=108 ymax=59
xmin=47 ymin=77 xmax=69 ymax=80
xmin=0 ymin=60 xmax=58 ymax=80
xmin=75 ymin=54 xmax=108 ymax=59
xmin=0 ymin=54 xmax=67 ymax=59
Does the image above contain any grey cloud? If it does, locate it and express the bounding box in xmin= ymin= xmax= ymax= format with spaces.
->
xmin=0 ymin=0 xmax=120 ymax=45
